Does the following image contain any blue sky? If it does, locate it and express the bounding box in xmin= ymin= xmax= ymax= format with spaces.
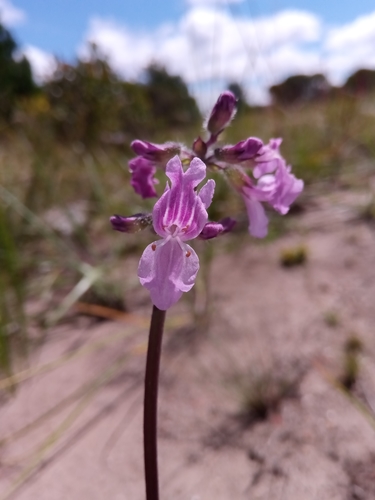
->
xmin=8 ymin=0 xmax=375 ymax=57
xmin=2 ymin=0 xmax=375 ymax=107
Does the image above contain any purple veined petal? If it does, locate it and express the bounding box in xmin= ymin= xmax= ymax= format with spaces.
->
xmin=138 ymin=239 xmax=199 ymax=310
xmin=183 ymin=157 xmax=207 ymax=188
xmin=198 ymin=179 xmax=215 ymax=209
xmin=163 ymin=154 xmax=183 ymax=186
xmin=152 ymin=156 xmax=183 ymax=238
xmin=242 ymin=189 xmax=269 ymax=238
xmin=153 ymin=156 xmax=209 ymax=240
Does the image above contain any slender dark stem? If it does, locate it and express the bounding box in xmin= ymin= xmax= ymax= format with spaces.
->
xmin=144 ymin=305 xmax=166 ymax=500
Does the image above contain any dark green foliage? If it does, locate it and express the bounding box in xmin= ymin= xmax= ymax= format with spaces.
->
xmin=118 ymin=81 xmax=154 ymax=138
xmin=43 ymin=55 xmax=201 ymax=145
xmin=44 ymin=49 xmax=122 ymax=144
xmin=145 ymin=64 xmax=201 ymax=128
xmin=0 ymin=23 xmax=35 ymax=121
xmin=0 ymin=205 xmax=27 ymax=375
xmin=343 ymin=69 xmax=375 ymax=95
xmin=43 ymin=45 xmax=158 ymax=145
xmin=270 ymin=74 xmax=330 ymax=105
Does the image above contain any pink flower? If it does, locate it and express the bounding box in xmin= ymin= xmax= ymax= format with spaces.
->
xmin=253 ymin=138 xmax=284 ymax=178
xmin=226 ymin=159 xmax=303 ymax=238
xmin=138 ymin=156 xmax=215 ymax=310
xmin=129 ymin=157 xmax=158 ymax=198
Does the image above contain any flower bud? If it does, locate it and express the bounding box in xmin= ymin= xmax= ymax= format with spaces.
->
xmin=192 ymin=137 xmax=207 ymax=159
xmin=214 ymin=137 xmax=263 ymax=164
xmin=206 ymin=91 xmax=237 ymax=136
xmin=199 ymin=217 xmax=237 ymax=239
xmin=131 ymin=140 xmax=180 ymax=166
xmin=110 ymin=213 xmax=153 ymax=233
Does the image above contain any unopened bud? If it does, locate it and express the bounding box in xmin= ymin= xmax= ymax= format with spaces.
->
xmin=110 ymin=213 xmax=153 ymax=233
xmin=206 ymin=91 xmax=237 ymax=136
xmin=131 ymin=140 xmax=180 ymax=166
xmin=215 ymin=137 xmax=263 ymax=164
xmin=199 ymin=217 xmax=237 ymax=239
xmin=192 ymin=137 xmax=207 ymax=158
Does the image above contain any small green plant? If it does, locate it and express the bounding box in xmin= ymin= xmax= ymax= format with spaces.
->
xmin=232 ymin=367 xmax=300 ymax=426
xmin=340 ymin=335 xmax=363 ymax=390
xmin=280 ymin=245 xmax=307 ymax=267
xmin=359 ymin=197 xmax=375 ymax=224
xmin=324 ymin=310 xmax=340 ymax=327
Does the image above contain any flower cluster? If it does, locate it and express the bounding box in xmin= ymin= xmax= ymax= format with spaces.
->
xmin=111 ymin=91 xmax=303 ymax=309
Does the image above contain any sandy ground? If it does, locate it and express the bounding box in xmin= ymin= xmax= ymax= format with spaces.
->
xmin=1 ymin=186 xmax=375 ymax=500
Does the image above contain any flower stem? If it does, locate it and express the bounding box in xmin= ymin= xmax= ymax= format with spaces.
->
xmin=144 ymin=305 xmax=166 ymax=500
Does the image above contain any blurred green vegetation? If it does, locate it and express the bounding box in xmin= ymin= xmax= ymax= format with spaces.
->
xmin=0 ymin=24 xmax=35 ymax=125
xmin=1 ymin=20 xmax=375 ymax=379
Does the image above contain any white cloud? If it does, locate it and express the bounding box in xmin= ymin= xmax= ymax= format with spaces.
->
xmin=79 ymin=7 xmax=324 ymax=108
xmin=23 ymin=45 xmax=57 ymax=83
xmin=8 ymin=2 xmax=375 ymax=107
xmin=324 ymin=10 xmax=375 ymax=85
xmin=0 ymin=0 xmax=25 ymax=26
xmin=325 ymin=11 xmax=375 ymax=51
xmin=79 ymin=18 xmax=155 ymax=80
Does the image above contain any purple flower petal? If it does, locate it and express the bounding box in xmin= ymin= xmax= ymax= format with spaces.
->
xmin=138 ymin=239 xmax=199 ymax=310
xmin=198 ymin=179 xmax=215 ymax=208
xmin=270 ymin=163 xmax=304 ymax=215
xmin=253 ymin=138 xmax=283 ymax=178
xmin=129 ymin=157 xmax=158 ymax=198
xmin=242 ymin=190 xmax=269 ymax=238
xmin=136 ymin=155 xmax=216 ymax=309
xmin=153 ymin=156 xmax=213 ymax=241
